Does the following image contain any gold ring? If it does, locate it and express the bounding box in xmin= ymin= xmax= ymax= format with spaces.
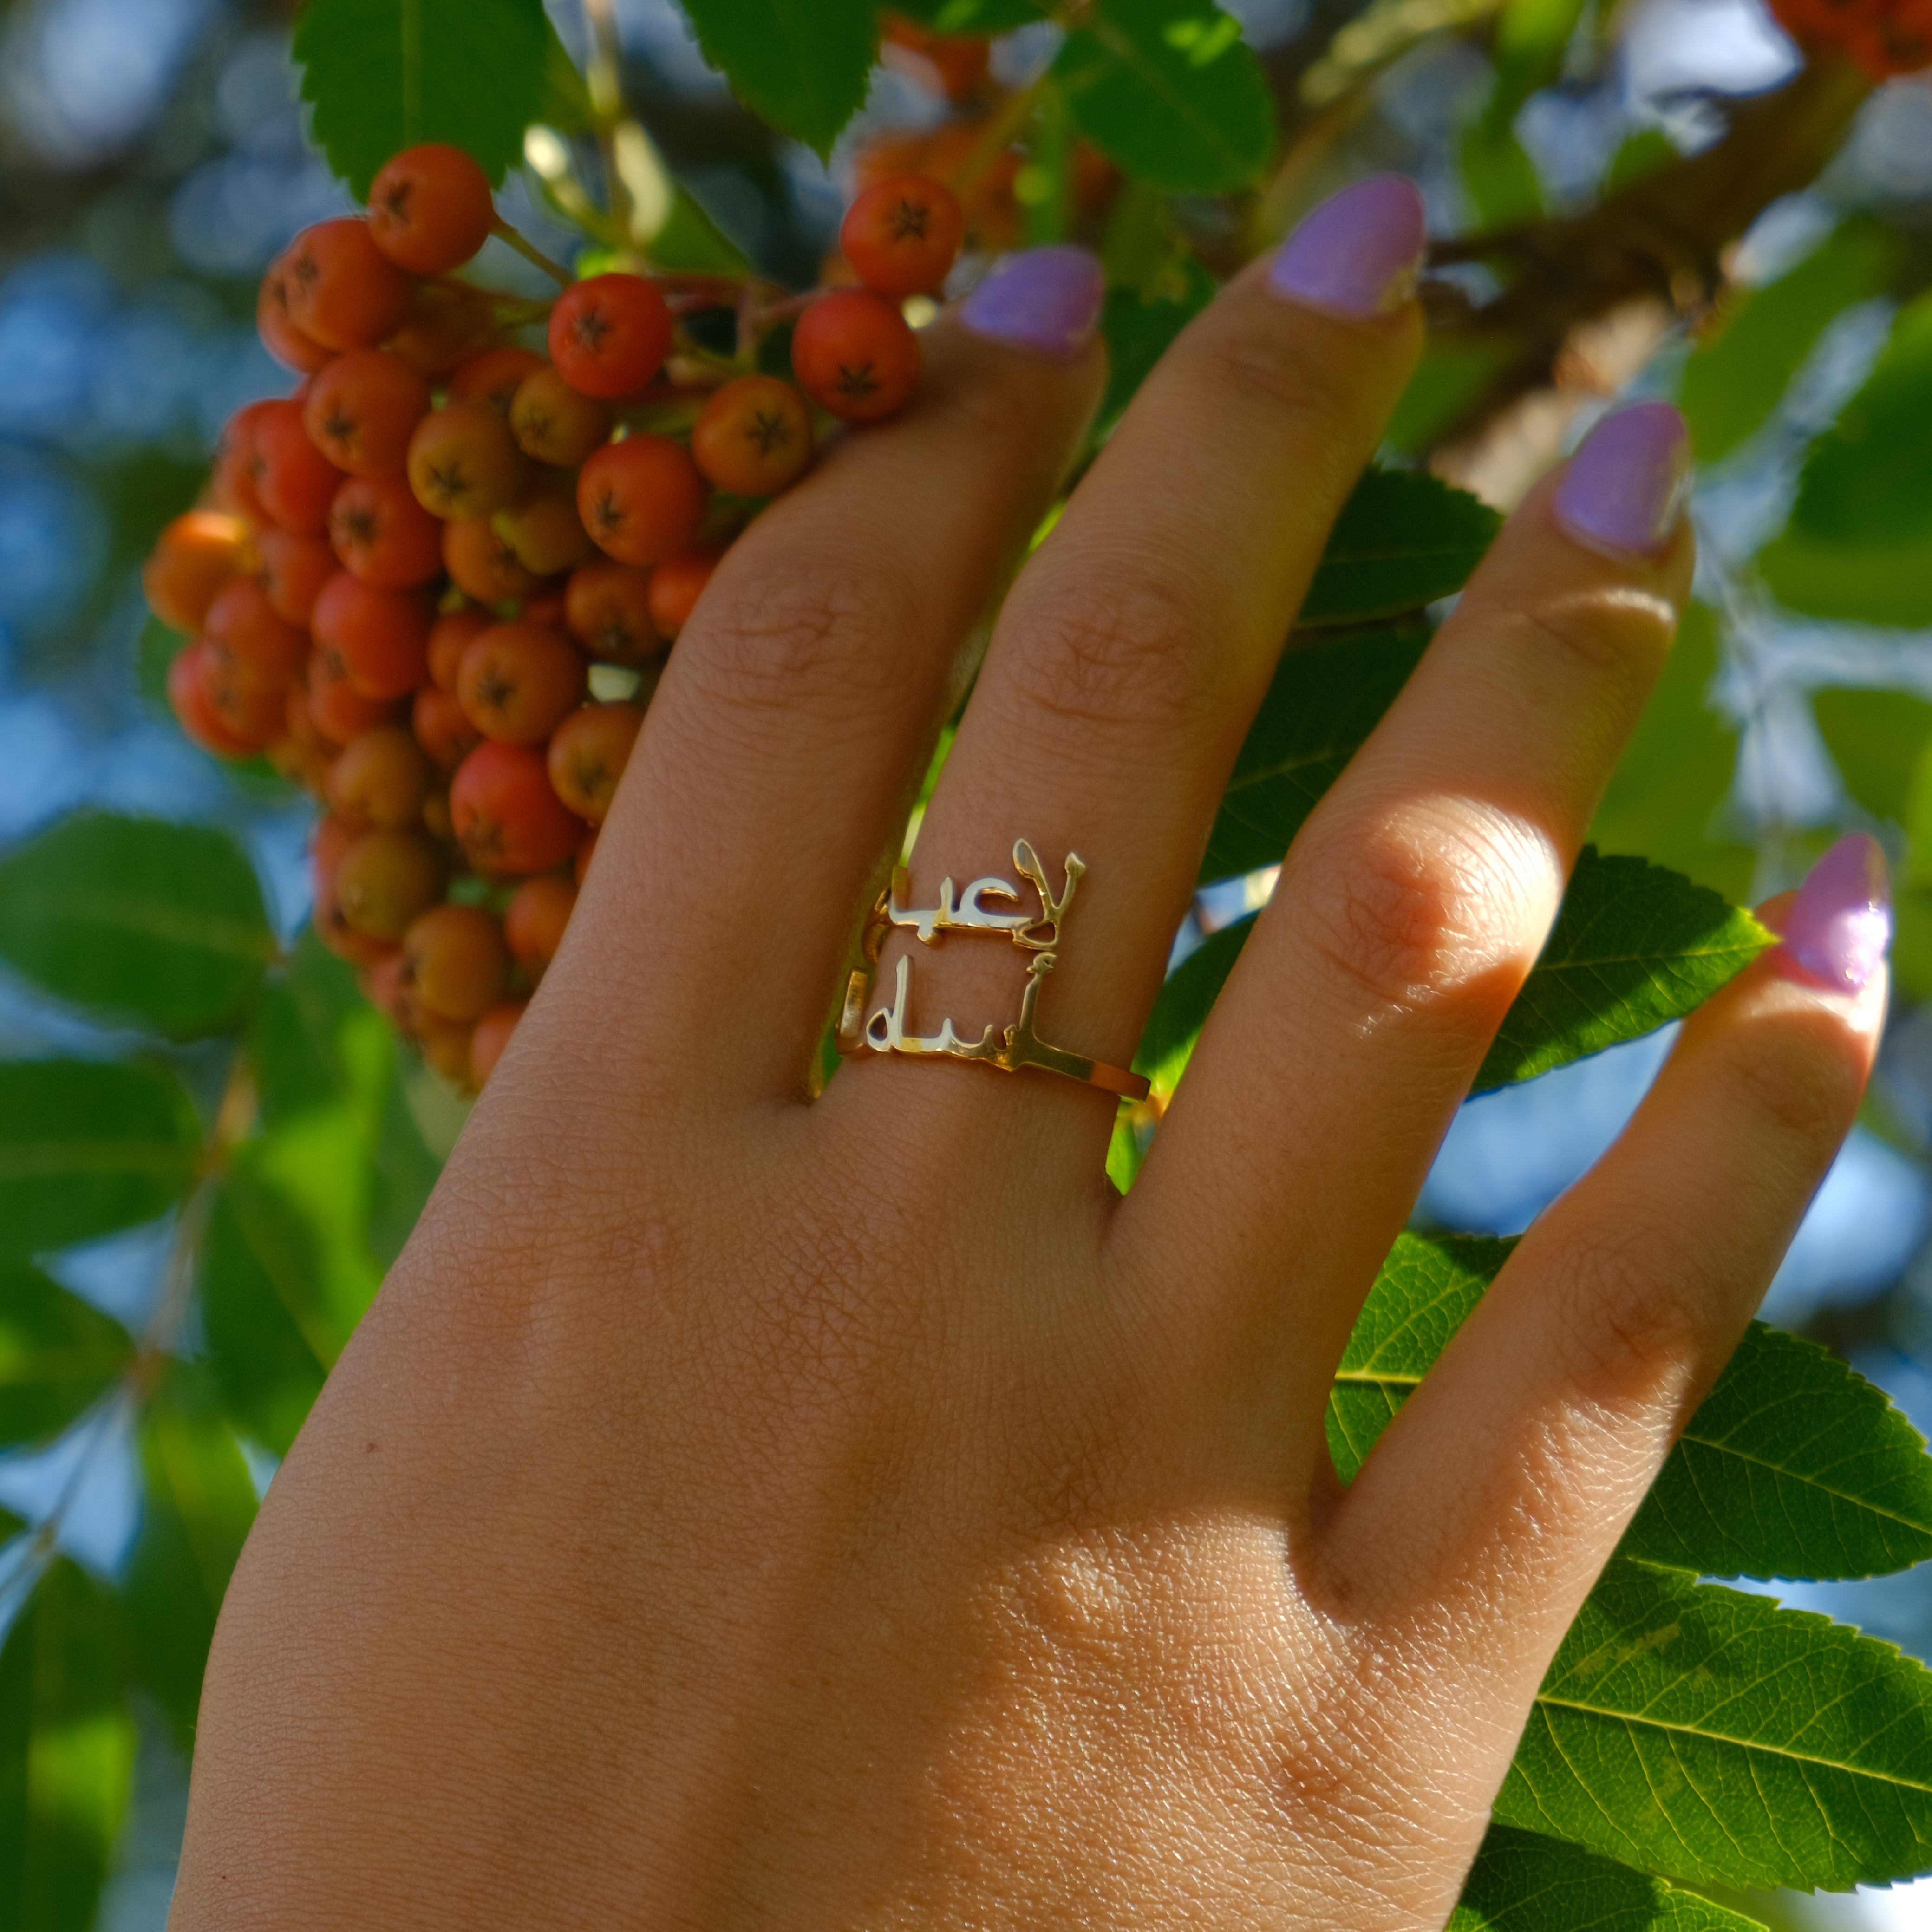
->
xmin=835 ymin=839 xmax=1151 ymax=1103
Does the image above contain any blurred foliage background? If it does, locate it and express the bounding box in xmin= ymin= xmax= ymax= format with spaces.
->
xmin=6 ymin=0 xmax=1932 ymax=1924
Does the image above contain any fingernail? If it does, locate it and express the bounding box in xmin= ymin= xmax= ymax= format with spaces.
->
xmin=959 ymin=246 xmax=1105 ymax=359
xmin=1553 ymin=402 xmax=1692 ymax=560
xmin=1781 ymin=833 xmax=1891 ymax=993
xmin=1267 ymin=174 xmax=1427 ymax=319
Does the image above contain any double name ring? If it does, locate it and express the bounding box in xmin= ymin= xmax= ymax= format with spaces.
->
xmin=834 ymin=839 xmax=1151 ymax=1103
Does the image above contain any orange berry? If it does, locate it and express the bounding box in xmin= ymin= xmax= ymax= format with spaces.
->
xmin=692 ymin=376 xmax=814 ymax=496
xmin=412 ymin=684 xmax=483 ymax=773
xmin=574 ymin=827 xmax=599 ymax=888
xmin=303 ymin=349 xmax=431 ymax=477
xmin=254 ymin=398 xmax=344 ymax=535
xmin=470 ymin=1001 xmax=527 ymax=1086
xmin=451 ymin=740 xmax=586 ymax=875
xmin=494 ymin=490 xmax=594 ymax=576
xmin=646 ymin=547 xmax=721 ymax=640
xmin=547 ymin=702 xmax=642 ymax=824
xmin=578 ymin=435 xmax=707 ymax=566
xmin=211 ymin=399 xmax=276 ymax=523
xmin=326 ymin=724 xmax=432 ymax=829
xmin=168 ymin=640 xmax=255 ymax=758
xmin=255 ymin=528 xmax=337 ymax=625
xmin=337 ymin=829 xmax=447 ymax=941
xmin=144 ymin=509 xmax=248 ymax=632
xmin=841 ymin=176 xmax=965 ymax=299
xmin=404 ymin=903 xmax=511 ymax=1022
xmin=450 ymin=345 xmax=548 ymax=417
xmin=564 ymin=560 xmax=663 ymax=663
xmin=329 ymin=473 xmax=444 ymax=588
xmin=311 ymin=573 xmax=432 ymax=700
xmin=442 ymin=517 xmax=542 ymax=603
xmin=408 ymin=401 xmax=527 ymax=520
xmin=504 ymin=874 xmax=575 ymax=979
xmin=457 ymin=622 xmax=586 ymax=744
xmin=385 ymin=281 xmax=497 ymax=378
xmin=548 ymin=273 xmax=674 ymax=398
xmin=792 ymin=290 xmax=920 ymax=423
xmin=509 ymin=365 xmax=613 ymax=467
xmin=427 ymin=608 xmax=494 ymax=691
xmin=307 ymin=646 xmax=401 ymax=746
xmin=284 ymin=217 xmax=417 ymax=352
xmin=257 ymin=252 xmax=333 ymax=373
xmin=204 ymin=577 xmax=304 ymax=700
xmin=367 ymin=143 xmax=496 ymax=275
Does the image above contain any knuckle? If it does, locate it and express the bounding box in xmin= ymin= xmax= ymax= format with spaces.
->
xmin=1190 ymin=309 xmax=1359 ymax=439
xmin=681 ymin=548 xmax=920 ymax=724
xmin=1708 ymin=1024 xmax=1861 ymax=1152
xmin=1508 ymin=587 xmax=1674 ymax=693
xmin=1297 ymin=805 xmax=1550 ymax=1020
xmin=1005 ymin=574 xmax=1214 ymax=736
xmin=1560 ymin=1225 xmax=1710 ymax=1406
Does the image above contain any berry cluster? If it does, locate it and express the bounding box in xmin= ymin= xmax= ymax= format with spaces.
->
xmin=1768 ymin=0 xmax=1932 ymax=75
xmin=146 ymin=144 xmax=964 ymax=1091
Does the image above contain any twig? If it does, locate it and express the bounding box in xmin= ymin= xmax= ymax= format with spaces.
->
xmin=490 ymin=216 xmax=571 ymax=288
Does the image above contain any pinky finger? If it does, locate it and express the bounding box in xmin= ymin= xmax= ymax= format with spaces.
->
xmin=1319 ymin=834 xmax=1890 ymax=1662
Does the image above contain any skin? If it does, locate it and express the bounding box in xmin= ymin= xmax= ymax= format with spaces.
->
xmin=174 ymin=259 xmax=1884 ymax=1929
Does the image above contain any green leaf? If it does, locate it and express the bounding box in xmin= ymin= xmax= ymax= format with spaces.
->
xmin=0 ymin=1264 xmax=133 ymax=1450
xmin=1814 ymin=686 xmax=1932 ymax=824
xmin=1325 ymin=1233 xmax=1510 ymax=1482
xmin=293 ymin=0 xmax=561 ymax=199
xmin=1300 ymin=469 xmax=1501 ymax=629
xmin=885 ymin=0 xmax=1045 ymax=28
xmin=1622 ymin=1324 xmax=1932 ymax=1581
xmin=1497 ymin=1558 xmax=1932 ymax=1891
xmin=1588 ymin=606 xmax=1753 ymax=905
xmin=1385 ymin=340 xmax=1514 ymax=455
xmin=1449 ymin=1824 xmax=1767 ymax=1932
xmin=0 ymin=1061 xmax=202 ymax=1262
xmin=248 ymin=930 xmax=393 ymax=1136
xmin=1133 ymin=914 xmax=1255 ymax=1097
xmin=1460 ymin=118 xmax=1543 ymax=229
xmin=0 ymin=813 xmax=274 ymax=1039
xmin=1054 ymin=0 xmax=1273 ymax=195
xmin=124 ymin=1368 xmax=258 ymax=1751
xmin=1601 ymin=127 xmax=1678 ymax=195
xmin=1093 ymin=260 xmax=1217 ymax=444
xmin=1201 ymin=624 xmax=1427 ymax=884
xmin=679 ymin=0 xmax=877 ymax=158
xmin=1759 ymin=524 xmax=1932 ymax=627
xmin=1332 ymin=1236 xmax=1932 ymax=1585
xmin=1472 ymin=849 xmax=1773 ymax=1093
xmin=203 ymin=1108 xmax=383 ymax=1455
xmin=1788 ymin=287 xmax=1932 ymax=548
xmin=1681 ymin=219 xmax=1897 ymax=464
xmin=0 ymin=1560 xmax=133 ymax=1932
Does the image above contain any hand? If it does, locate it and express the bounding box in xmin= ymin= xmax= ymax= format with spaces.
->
xmin=175 ymin=176 xmax=1887 ymax=1930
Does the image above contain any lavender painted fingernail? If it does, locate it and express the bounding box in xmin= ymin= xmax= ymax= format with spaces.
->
xmin=1553 ymin=402 xmax=1692 ymax=560
xmin=959 ymin=246 xmax=1104 ymax=359
xmin=1782 ymin=833 xmax=1891 ymax=993
xmin=1267 ymin=174 xmax=1427 ymax=319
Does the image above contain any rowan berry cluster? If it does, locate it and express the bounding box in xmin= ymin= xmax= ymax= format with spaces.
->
xmin=1768 ymin=0 xmax=1932 ymax=76
xmin=145 ymin=143 xmax=964 ymax=1091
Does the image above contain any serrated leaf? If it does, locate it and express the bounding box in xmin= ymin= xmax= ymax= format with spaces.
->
xmin=1814 ymin=686 xmax=1932 ymax=825
xmin=1054 ymin=0 xmax=1273 ymax=195
xmin=293 ymin=0 xmax=560 ymax=199
xmin=1134 ymin=915 xmax=1255 ymax=1096
xmin=1331 ymin=1236 xmax=1932 ymax=1584
xmin=1498 ymin=1559 xmax=1932 ymax=1891
xmin=0 ymin=1559 xmax=133 ymax=1932
xmin=0 ymin=1263 xmax=133 ymax=1450
xmin=1201 ymin=624 xmax=1427 ymax=885
xmin=1325 ymin=1232 xmax=1511 ymax=1482
xmin=0 ymin=813 xmax=274 ymax=1039
xmin=248 ymin=930 xmax=393 ymax=1136
xmin=1682 ymin=219 xmax=1897 ymax=464
xmin=203 ymin=1108 xmax=382 ymax=1456
xmin=1300 ymin=469 xmax=1501 ymax=628
xmin=679 ymin=0 xmax=876 ymax=158
xmin=0 ymin=1060 xmax=202 ymax=1261
xmin=124 ymin=1368 xmax=258 ymax=1751
xmin=1449 ymin=1824 xmax=1766 ymax=1932
xmin=1588 ymin=605 xmax=1753 ymax=905
xmin=1622 ymin=1324 xmax=1932 ymax=1581
xmin=1094 ymin=262 xmax=1217 ymax=443
xmin=1472 ymin=849 xmax=1772 ymax=1093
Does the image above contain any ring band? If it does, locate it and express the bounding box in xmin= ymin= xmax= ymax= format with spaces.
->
xmin=835 ymin=840 xmax=1151 ymax=1103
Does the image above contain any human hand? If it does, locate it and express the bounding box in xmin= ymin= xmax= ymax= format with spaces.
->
xmin=175 ymin=175 xmax=1888 ymax=1930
